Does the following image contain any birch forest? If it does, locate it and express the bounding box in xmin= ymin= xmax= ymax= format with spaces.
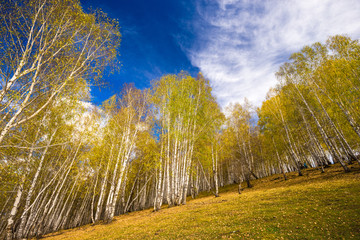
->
xmin=1 ymin=0 xmax=360 ymax=239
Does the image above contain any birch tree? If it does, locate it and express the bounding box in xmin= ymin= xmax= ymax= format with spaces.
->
xmin=90 ymin=86 xmax=150 ymax=223
xmin=0 ymin=0 xmax=121 ymax=145
xmin=151 ymin=72 xmax=219 ymax=210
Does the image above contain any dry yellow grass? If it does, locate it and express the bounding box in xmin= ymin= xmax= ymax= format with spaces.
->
xmin=44 ymin=163 xmax=360 ymax=239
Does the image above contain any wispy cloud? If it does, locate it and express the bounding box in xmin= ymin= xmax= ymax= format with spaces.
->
xmin=186 ymin=0 xmax=360 ymax=107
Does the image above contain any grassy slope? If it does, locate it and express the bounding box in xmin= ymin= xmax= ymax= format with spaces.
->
xmin=44 ymin=164 xmax=360 ymax=240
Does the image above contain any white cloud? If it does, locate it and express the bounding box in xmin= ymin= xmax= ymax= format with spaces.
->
xmin=187 ymin=0 xmax=360 ymax=107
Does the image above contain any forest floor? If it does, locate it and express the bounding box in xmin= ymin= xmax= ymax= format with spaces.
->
xmin=43 ymin=163 xmax=360 ymax=240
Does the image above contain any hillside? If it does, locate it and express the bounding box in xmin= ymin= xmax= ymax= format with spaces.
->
xmin=44 ymin=164 xmax=360 ymax=240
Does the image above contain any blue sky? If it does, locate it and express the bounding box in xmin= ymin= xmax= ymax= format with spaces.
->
xmin=81 ymin=0 xmax=360 ymax=107
xmin=81 ymin=0 xmax=200 ymax=105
